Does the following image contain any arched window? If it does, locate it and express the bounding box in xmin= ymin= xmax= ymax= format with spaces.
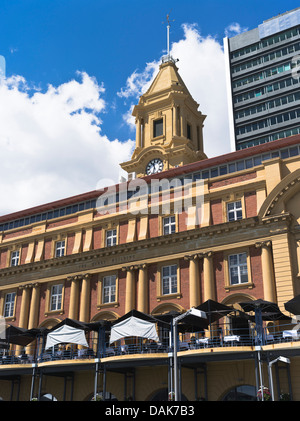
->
xmin=222 ymin=385 xmax=256 ymax=401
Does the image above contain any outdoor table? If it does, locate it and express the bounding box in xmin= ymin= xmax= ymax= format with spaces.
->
xmin=224 ymin=335 xmax=240 ymax=346
xmin=283 ymin=330 xmax=299 ymax=340
xmin=196 ymin=338 xmax=210 ymax=347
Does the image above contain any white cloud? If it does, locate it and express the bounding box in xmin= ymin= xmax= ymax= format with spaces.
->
xmin=118 ymin=23 xmax=232 ymax=159
xmin=117 ymin=61 xmax=159 ymax=99
xmin=224 ymin=22 xmax=248 ymax=38
xmin=0 ymin=72 xmax=134 ymax=215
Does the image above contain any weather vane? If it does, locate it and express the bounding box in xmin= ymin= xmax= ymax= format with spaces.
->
xmin=162 ymin=11 xmax=175 ymax=58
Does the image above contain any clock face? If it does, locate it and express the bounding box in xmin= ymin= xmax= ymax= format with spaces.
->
xmin=146 ymin=158 xmax=163 ymax=175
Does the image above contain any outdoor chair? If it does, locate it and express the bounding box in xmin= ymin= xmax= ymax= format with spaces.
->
xmin=19 ymin=353 xmax=29 ymax=363
xmin=86 ymin=348 xmax=95 ymax=358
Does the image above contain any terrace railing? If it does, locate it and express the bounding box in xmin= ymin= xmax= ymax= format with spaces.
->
xmin=0 ymin=321 xmax=299 ymax=366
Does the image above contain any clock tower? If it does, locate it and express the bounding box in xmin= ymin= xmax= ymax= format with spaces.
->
xmin=120 ymin=56 xmax=207 ymax=178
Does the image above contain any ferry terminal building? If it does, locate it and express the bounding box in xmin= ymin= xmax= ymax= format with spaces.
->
xmin=1 ymin=56 xmax=300 ymax=401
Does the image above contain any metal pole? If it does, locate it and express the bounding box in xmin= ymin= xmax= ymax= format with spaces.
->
xmin=269 ymin=362 xmax=275 ymax=401
xmin=30 ymin=364 xmax=37 ymax=400
xmin=173 ymin=320 xmax=178 ymax=401
xmin=257 ymin=350 xmax=264 ymax=401
xmin=103 ymin=365 xmax=107 ymax=401
xmin=169 ymin=331 xmax=173 ymax=396
xmin=167 ymin=25 xmax=170 ymax=57
xmin=94 ymin=361 xmax=99 ymax=400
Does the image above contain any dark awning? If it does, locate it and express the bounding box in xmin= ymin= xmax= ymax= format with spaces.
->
xmin=284 ymin=295 xmax=300 ymax=315
xmin=239 ymin=299 xmax=281 ymax=313
xmin=196 ymin=299 xmax=234 ymax=323
xmin=1 ymin=325 xmax=36 ymax=346
xmin=48 ymin=318 xmax=111 ymax=333
xmin=248 ymin=312 xmax=291 ymax=321
xmin=111 ymin=310 xmax=168 ymax=327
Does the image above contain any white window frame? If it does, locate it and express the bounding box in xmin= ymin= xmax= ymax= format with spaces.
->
xmin=10 ymin=250 xmax=20 ymax=267
xmin=228 ymin=253 xmax=248 ymax=285
xmin=227 ymin=200 xmax=243 ymax=222
xmin=102 ymin=275 xmax=116 ymax=304
xmin=4 ymin=292 xmax=16 ymax=318
xmin=106 ymin=229 xmax=117 ymax=247
xmin=55 ymin=240 xmax=65 ymax=258
xmin=50 ymin=284 xmax=63 ymax=311
xmin=162 ymin=264 xmax=178 ymax=295
xmin=163 ymin=216 xmax=176 ymax=235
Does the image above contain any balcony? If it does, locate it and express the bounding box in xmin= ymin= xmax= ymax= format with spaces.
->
xmin=0 ymin=320 xmax=299 ymax=367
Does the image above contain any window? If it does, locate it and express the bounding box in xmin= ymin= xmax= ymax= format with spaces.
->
xmin=227 ymin=201 xmax=242 ymax=222
xmin=163 ymin=216 xmax=176 ymax=235
xmin=228 ymin=253 xmax=248 ymax=285
xmin=187 ymin=123 xmax=192 ymax=140
xmin=153 ymin=118 xmax=163 ymax=138
xmin=222 ymin=385 xmax=256 ymax=401
xmin=55 ymin=240 xmax=65 ymax=257
xmin=50 ymin=284 xmax=63 ymax=311
xmin=162 ymin=264 xmax=177 ymax=295
xmin=106 ymin=229 xmax=117 ymax=247
xmin=102 ymin=275 xmax=116 ymax=304
xmin=4 ymin=292 xmax=16 ymax=318
xmin=10 ymin=250 xmax=20 ymax=267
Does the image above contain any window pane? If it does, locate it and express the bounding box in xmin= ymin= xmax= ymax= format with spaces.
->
xmin=154 ymin=119 xmax=163 ymax=137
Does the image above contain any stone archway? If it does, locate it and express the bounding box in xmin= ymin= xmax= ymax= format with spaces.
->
xmin=151 ymin=302 xmax=185 ymax=316
xmin=221 ymin=384 xmax=257 ymax=401
xmin=258 ymin=167 xmax=300 ymax=219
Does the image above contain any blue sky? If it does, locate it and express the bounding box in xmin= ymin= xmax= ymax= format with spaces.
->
xmin=0 ymin=0 xmax=299 ymax=214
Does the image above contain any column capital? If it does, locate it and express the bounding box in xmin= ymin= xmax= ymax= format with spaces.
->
xmin=198 ymin=251 xmax=213 ymax=259
xmin=255 ymin=240 xmax=272 ymax=249
xmin=19 ymin=283 xmax=33 ymax=290
xmin=136 ymin=263 xmax=148 ymax=269
xmin=122 ymin=265 xmax=136 ymax=272
xmin=184 ymin=254 xmax=200 ymax=261
xmin=67 ymin=275 xmax=82 ymax=282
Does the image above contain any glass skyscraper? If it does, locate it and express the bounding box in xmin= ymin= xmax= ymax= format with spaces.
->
xmin=224 ymin=8 xmax=300 ymax=151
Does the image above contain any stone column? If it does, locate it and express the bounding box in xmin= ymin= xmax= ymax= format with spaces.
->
xmin=172 ymin=105 xmax=177 ymax=137
xmin=202 ymin=251 xmax=215 ymax=302
xmin=27 ymin=283 xmax=40 ymax=354
xmin=68 ymin=276 xmax=81 ymax=320
xmin=19 ymin=284 xmax=32 ymax=329
xmin=136 ymin=117 xmax=141 ymax=148
xmin=185 ymin=255 xmax=200 ymax=308
xmin=137 ymin=264 xmax=148 ymax=314
xmin=28 ymin=283 xmax=40 ymax=329
xmin=124 ymin=266 xmax=136 ymax=313
xmin=17 ymin=284 xmax=32 ymax=354
xmin=256 ymin=241 xmax=277 ymax=303
xmin=79 ymin=274 xmax=91 ymax=322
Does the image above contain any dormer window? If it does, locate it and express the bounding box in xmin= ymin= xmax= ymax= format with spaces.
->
xmin=153 ymin=118 xmax=163 ymax=138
